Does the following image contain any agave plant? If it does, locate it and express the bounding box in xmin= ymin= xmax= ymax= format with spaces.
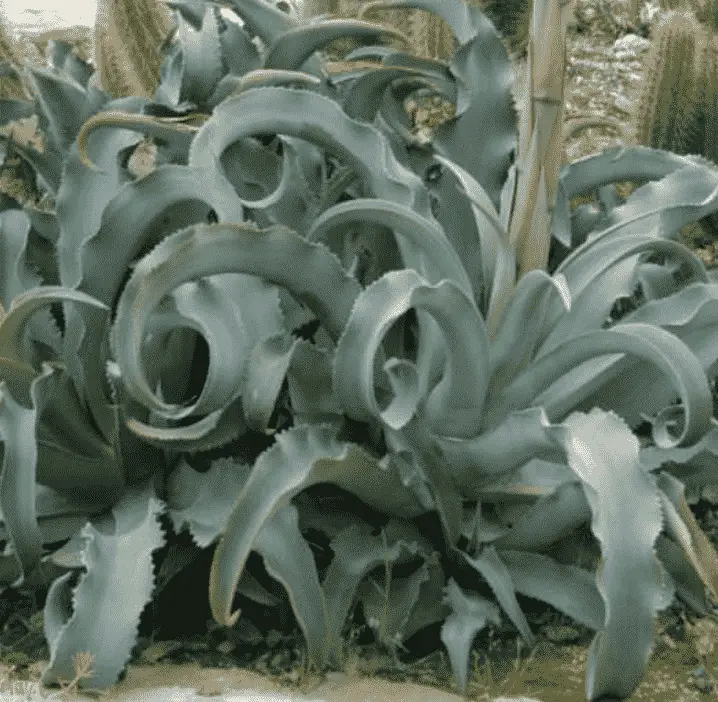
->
xmin=1 ymin=0 xmax=718 ymax=700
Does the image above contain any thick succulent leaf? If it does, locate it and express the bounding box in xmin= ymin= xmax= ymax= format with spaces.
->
xmin=439 ymin=577 xmax=502 ymax=695
xmin=333 ymin=268 xmax=488 ymax=437
xmin=264 ymin=19 xmax=408 ymax=72
xmin=592 ymin=161 xmax=718 ymax=243
xmin=0 ymin=286 xmax=107 ymax=369
xmin=220 ymin=0 xmax=297 ymax=46
xmin=46 ymin=41 xmax=94 ymax=88
xmin=553 ymin=145 xmax=702 ymax=248
xmin=0 ymin=374 xmax=44 ymax=588
xmin=163 ymin=0 xmax=207 ymax=28
xmin=398 ymin=0 xmax=517 ymax=209
xmin=489 ymin=269 xmax=570 ymax=395
xmin=217 ymin=16 xmax=262 ymax=77
xmin=384 ymin=416 xmax=464 ymax=552
xmin=126 ymin=396 xmax=248 ymax=452
xmin=307 ymin=197 xmax=473 ymax=299
xmin=641 ymin=417 xmax=718 ymax=502
xmin=166 ymin=456 xmax=252 ymax=548
xmin=173 ymin=6 xmax=225 ymax=105
xmin=241 ymin=332 xmax=308 ymax=433
xmin=325 ymin=519 xmax=437 ymax=662
xmin=188 ymin=87 xmax=453 ymax=385
xmin=539 ymin=234 xmax=706 ymax=360
xmin=341 ymin=66 xmax=437 ymax=122
xmin=284 ymin=340 xmax=344 ymax=425
xmin=209 ymin=69 xmax=320 ymax=105
xmin=41 ymin=480 xmax=165 ymax=691
xmin=436 ymin=407 xmax=567 ymax=497
xmin=65 ymin=165 xmax=244 ymax=438
xmin=490 ymin=478 xmax=591 ymax=552
xmin=432 ymin=154 xmax=514 ymax=324
xmin=655 ymin=533 xmax=711 ymax=615
xmin=498 ymin=549 xmax=606 ymax=632
xmin=381 ymin=51 xmax=457 ymax=103
xmin=545 ymin=409 xmax=673 ymax=701
xmin=464 ymin=544 xmax=535 ymax=648
xmin=76 ymin=111 xmax=201 ymax=172
xmin=110 ymin=221 xmax=364 ymax=418
xmin=253 ymin=502 xmax=330 ymax=670
xmin=0 ymin=210 xmax=63 ymax=362
xmin=545 ymin=280 xmax=718 ymax=430
xmin=0 ymin=98 xmax=35 ymax=124
xmin=24 ymin=65 xmax=94 ymax=152
xmin=654 ymin=471 xmax=718 ymax=603
xmin=188 ymin=86 xmax=434 ymax=218
xmin=0 ymin=131 xmax=65 ymax=195
xmin=57 ymin=125 xmax=146 ymax=291
xmin=486 ymin=323 xmax=713 ymax=449
xmin=208 ymin=423 xmax=429 ymax=627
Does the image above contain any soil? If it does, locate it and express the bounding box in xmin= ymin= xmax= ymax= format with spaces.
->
xmin=3 ymin=1 xmax=718 ymax=701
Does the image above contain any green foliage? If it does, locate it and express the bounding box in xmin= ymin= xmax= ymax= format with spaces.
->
xmin=2 ymin=2 xmax=718 ymax=702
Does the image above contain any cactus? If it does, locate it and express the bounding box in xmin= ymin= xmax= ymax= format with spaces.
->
xmin=0 ymin=15 xmax=41 ymax=100
xmin=93 ymin=0 xmax=173 ymax=98
xmin=475 ymin=0 xmax=532 ymax=58
xmin=632 ymin=11 xmax=704 ymax=157
xmin=632 ymin=9 xmax=718 ymax=237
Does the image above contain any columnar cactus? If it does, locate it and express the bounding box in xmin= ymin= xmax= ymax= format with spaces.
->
xmin=93 ymin=0 xmax=174 ymax=97
xmin=632 ymin=10 xmax=704 ymax=157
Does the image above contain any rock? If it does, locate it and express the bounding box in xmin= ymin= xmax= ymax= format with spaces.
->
xmin=612 ymin=33 xmax=651 ymax=58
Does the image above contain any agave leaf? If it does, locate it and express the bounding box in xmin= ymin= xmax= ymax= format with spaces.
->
xmin=162 ymin=0 xmax=207 ymax=28
xmin=489 ymin=269 xmax=570 ymax=395
xmin=539 ymin=234 xmax=707 ymax=359
xmin=546 ymin=409 xmax=672 ymax=701
xmin=0 ymin=286 xmax=106 ymax=369
xmin=341 ymin=66 xmax=438 ymax=122
xmin=64 ymin=165 xmax=245 ymax=440
xmin=46 ymin=41 xmax=94 ymax=88
xmin=0 ymin=210 xmax=63 ymax=363
xmin=165 ymin=456 xmax=252 ymax=548
xmin=553 ymin=145 xmax=703 ymax=248
xmin=0 ymin=374 xmax=44 ymax=588
xmin=24 ymin=65 xmax=95 ymax=152
xmin=490 ymin=478 xmax=591 ymax=551
xmin=217 ymin=16 xmax=262 ymax=77
xmin=655 ymin=471 xmax=718 ymax=603
xmin=499 ymin=548 xmax=606 ymax=632
xmin=307 ymin=197 xmax=473 ymax=298
xmin=209 ymin=68 xmax=320 ymax=105
xmin=172 ymin=6 xmax=225 ymax=105
xmin=598 ymin=161 xmax=718 ymax=242
xmin=465 ymin=544 xmax=535 ymax=648
xmin=323 ymin=519 xmax=436 ymax=664
xmin=333 ymin=268 xmax=487 ymax=437
xmin=126 ymin=396 xmax=248 ymax=453
xmin=110 ymin=221 xmax=364 ymax=418
xmin=0 ymin=97 xmax=34 ymax=125
xmin=284 ymin=339 xmax=344 ymax=425
xmin=41 ymin=480 xmax=165 ymax=691
xmin=76 ymin=111 xmax=202 ymax=172
xmin=264 ymin=18 xmax=409 ymax=72
xmin=487 ymin=323 xmax=713 ymax=449
xmin=208 ymin=423 xmax=429 ymax=628
xmin=439 ymin=577 xmax=502 ymax=694
xmin=253 ymin=502 xmax=331 ymax=670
